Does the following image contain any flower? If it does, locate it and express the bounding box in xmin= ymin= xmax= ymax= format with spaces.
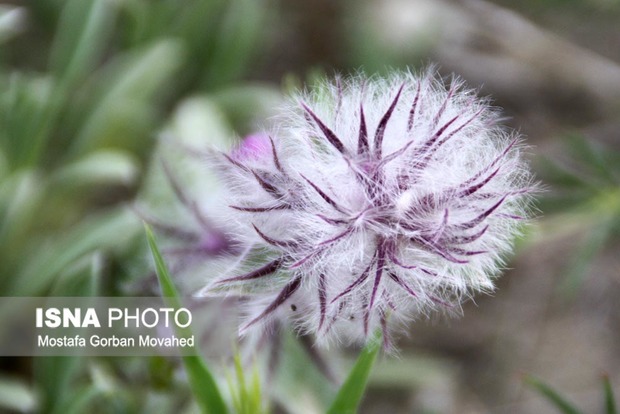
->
xmin=208 ymin=70 xmax=535 ymax=347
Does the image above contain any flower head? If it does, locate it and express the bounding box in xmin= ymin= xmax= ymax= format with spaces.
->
xmin=208 ymin=71 xmax=535 ymax=347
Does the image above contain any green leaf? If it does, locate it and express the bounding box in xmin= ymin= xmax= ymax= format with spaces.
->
xmin=523 ymin=374 xmax=583 ymax=414
xmin=0 ymin=74 xmax=56 ymax=169
xmin=35 ymin=356 xmax=79 ymax=414
xmin=603 ymin=374 xmax=617 ymax=414
xmin=50 ymin=150 xmax=139 ymax=190
xmin=226 ymin=352 xmax=265 ymax=414
xmin=68 ymin=39 xmax=183 ymax=157
xmin=145 ymin=224 xmax=229 ymax=414
xmin=202 ymin=0 xmax=266 ymax=88
xmin=0 ymin=170 xmax=44 ymax=252
xmin=327 ymin=334 xmax=381 ymax=414
xmin=49 ymin=0 xmax=116 ymax=89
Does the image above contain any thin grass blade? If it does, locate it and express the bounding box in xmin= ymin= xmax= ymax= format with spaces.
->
xmin=603 ymin=374 xmax=617 ymax=414
xmin=327 ymin=333 xmax=381 ymax=414
xmin=523 ymin=374 xmax=583 ymax=414
xmin=145 ymin=224 xmax=228 ymax=414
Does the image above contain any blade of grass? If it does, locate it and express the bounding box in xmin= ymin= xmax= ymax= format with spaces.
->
xmin=145 ymin=224 xmax=228 ymax=414
xmin=327 ymin=333 xmax=381 ymax=414
xmin=523 ymin=374 xmax=583 ymax=414
xmin=226 ymin=351 xmax=265 ymax=414
xmin=603 ymin=374 xmax=617 ymax=414
xmin=68 ymin=40 xmax=182 ymax=158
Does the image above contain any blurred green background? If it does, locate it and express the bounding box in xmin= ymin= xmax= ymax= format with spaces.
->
xmin=0 ymin=0 xmax=619 ymax=413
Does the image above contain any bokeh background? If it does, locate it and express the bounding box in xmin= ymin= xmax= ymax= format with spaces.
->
xmin=1 ymin=0 xmax=619 ymax=413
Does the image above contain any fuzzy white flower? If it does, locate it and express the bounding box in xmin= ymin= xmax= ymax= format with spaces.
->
xmin=207 ymin=70 xmax=535 ymax=348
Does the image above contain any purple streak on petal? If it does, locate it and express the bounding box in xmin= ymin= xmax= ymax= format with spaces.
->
xmin=420 ymin=268 xmax=438 ymax=277
xmin=335 ymin=76 xmax=343 ymax=121
xmin=222 ymin=152 xmax=251 ymax=173
xmin=363 ymin=300 xmax=370 ymax=337
xmin=379 ymin=306 xmax=391 ymax=351
xmin=431 ymin=84 xmax=455 ymax=128
xmin=374 ymin=83 xmax=404 ymax=158
xmin=387 ymin=248 xmax=417 ymax=269
xmin=251 ymin=170 xmax=281 ymax=198
xmin=399 ymin=221 xmax=418 ymax=232
xmin=269 ymin=136 xmax=284 ymax=172
xmin=161 ymin=161 xmax=214 ymax=231
xmin=323 ymin=299 xmax=346 ymax=336
xmin=453 ymin=196 xmax=507 ymax=230
xmin=301 ymin=102 xmax=346 ymax=154
xmin=461 ymin=138 xmax=517 ymax=187
xmin=330 ymin=256 xmax=376 ymax=304
xmin=382 ymin=290 xmax=397 ymax=311
xmin=342 ymin=154 xmax=373 ymax=190
xmin=415 ymin=107 xmax=484 ymax=170
xmin=377 ymin=139 xmax=416 ymax=168
xmin=435 ymin=107 xmax=484 ymax=150
xmin=496 ymin=213 xmax=525 ymax=220
xmin=457 ymin=167 xmax=500 ymax=197
xmin=451 ymin=225 xmax=489 ymax=244
xmin=290 ymin=248 xmax=323 ymax=269
xmin=471 ymin=187 xmax=531 ymax=200
xmin=431 ymin=208 xmax=449 ymax=243
xmin=449 ymin=247 xmax=487 ymax=256
xmin=291 ymin=226 xmax=356 ymax=267
xmin=368 ymin=242 xmax=386 ymax=315
xmin=318 ymin=272 xmax=327 ymax=330
xmin=397 ymin=173 xmax=410 ymax=191
xmin=242 ymin=275 xmax=302 ymax=330
xmin=432 ymin=114 xmax=460 ymax=143
xmin=316 ymin=214 xmax=348 ymax=226
xmin=230 ymin=204 xmax=289 ymax=212
xmin=388 ymin=272 xmax=418 ymax=298
xmin=411 ymin=237 xmax=469 ymax=264
xmin=369 ymin=168 xmax=386 ymax=202
xmin=407 ymin=81 xmax=422 ymax=131
xmin=252 ymin=224 xmax=297 ymax=248
xmin=217 ymin=257 xmax=284 ymax=284
xmin=420 ymin=114 xmax=460 ymax=151
xmin=429 ymin=294 xmax=452 ymax=307
xmin=161 ymin=160 xmax=191 ymax=207
xmin=358 ymin=103 xmax=369 ymax=155
xmin=300 ymin=173 xmax=346 ymax=213
xmin=318 ymin=226 xmax=354 ymax=247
